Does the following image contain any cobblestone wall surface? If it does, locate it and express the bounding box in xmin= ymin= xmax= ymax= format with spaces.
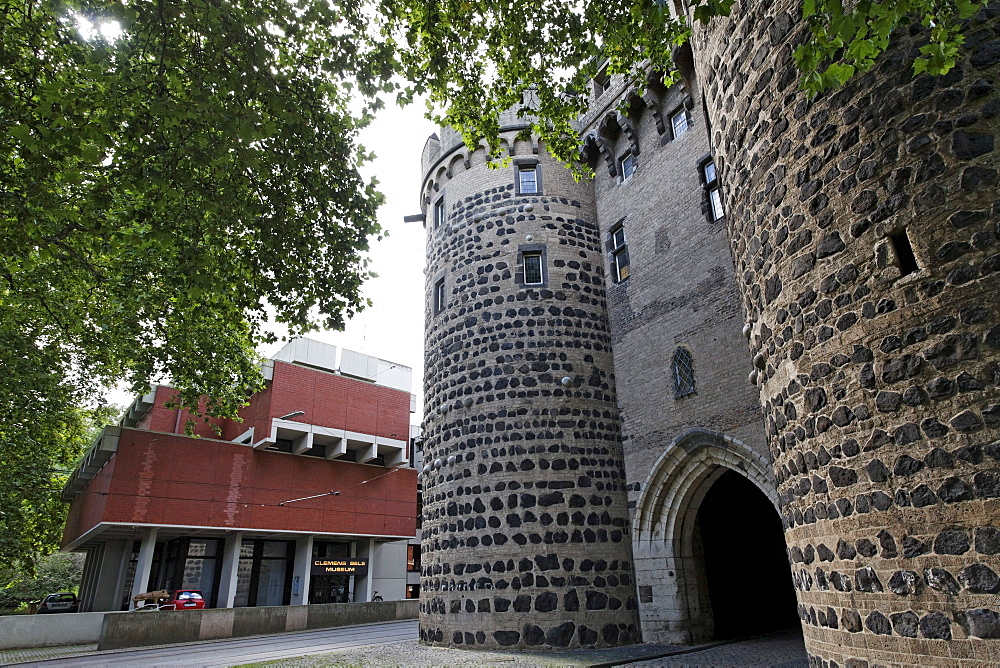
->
xmin=417 ymin=131 xmax=640 ymax=649
xmin=691 ymin=1 xmax=1000 ymax=664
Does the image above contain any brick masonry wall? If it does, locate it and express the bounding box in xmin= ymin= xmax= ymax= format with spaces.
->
xmin=62 ymin=428 xmax=417 ymax=543
xmin=139 ymin=362 xmax=411 ymax=447
xmin=691 ymin=1 xmax=1000 ymax=664
xmin=418 ymin=130 xmax=640 ymax=649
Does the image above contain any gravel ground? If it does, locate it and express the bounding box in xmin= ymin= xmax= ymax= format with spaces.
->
xmin=240 ymin=630 xmax=808 ymax=668
xmin=240 ymin=638 xmax=678 ymax=667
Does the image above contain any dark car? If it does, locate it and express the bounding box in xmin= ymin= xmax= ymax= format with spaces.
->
xmin=37 ymin=592 xmax=78 ymax=614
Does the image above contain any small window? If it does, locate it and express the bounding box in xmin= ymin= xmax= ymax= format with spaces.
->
xmin=594 ymin=71 xmax=610 ymax=98
xmin=671 ymin=109 xmax=689 ymax=138
xmin=703 ymin=160 xmax=717 ymax=185
xmin=620 ymin=152 xmax=636 ymax=182
xmin=523 ymin=252 xmax=543 ymax=285
xmin=701 ymin=158 xmax=725 ymax=221
xmin=433 ymin=198 xmax=445 ymax=229
xmin=609 ymin=223 xmax=629 ymax=282
xmin=889 ymin=229 xmax=919 ymax=276
xmin=518 ymin=165 xmax=538 ymax=194
xmin=407 ymin=544 xmax=421 ymax=572
xmin=434 ymin=278 xmax=445 ymax=313
xmin=709 ymin=188 xmax=725 ymax=221
xmin=672 ymin=347 xmax=695 ymax=398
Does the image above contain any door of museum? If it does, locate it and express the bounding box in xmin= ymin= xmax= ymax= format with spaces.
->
xmin=697 ymin=469 xmax=799 ymax=638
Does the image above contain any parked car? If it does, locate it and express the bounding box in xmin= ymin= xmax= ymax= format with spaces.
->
xmin=160 ymin=590 xmax=205 ymax=611
xmin=37 ymin=592 xmax=78 ymax=614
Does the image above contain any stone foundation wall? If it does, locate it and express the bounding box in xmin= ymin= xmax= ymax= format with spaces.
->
xmin=691 ymin=1 xmax=1000 ymax=664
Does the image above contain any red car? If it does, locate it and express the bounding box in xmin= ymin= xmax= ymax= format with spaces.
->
xmin=159 ymin=590 xmax=205 ymax=610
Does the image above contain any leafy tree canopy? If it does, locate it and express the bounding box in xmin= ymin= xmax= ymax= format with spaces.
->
xmin=3 ymin=0 xmax=393 ymax=419
xmin=0 ymin=552 xmax=85 ymax=609
xmin=2 ymin=0 xmax=394 ymax=565
xmin=383 ymin=0 xmax=984 ymax=165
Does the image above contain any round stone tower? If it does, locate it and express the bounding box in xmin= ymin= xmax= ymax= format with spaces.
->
xmin=690 ymin=1 xmax=1000 ymax=665
xmin=417 ymin=115 xmax=641 ymax=649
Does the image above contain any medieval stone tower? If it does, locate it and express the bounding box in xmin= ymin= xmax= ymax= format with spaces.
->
xmin=416 ymin=111 xmax=641 ymax=648
xmin=417 ymin=1 xmax=999 ymax=663
xmin=686 ymin=1 xmax=1000 ymax=666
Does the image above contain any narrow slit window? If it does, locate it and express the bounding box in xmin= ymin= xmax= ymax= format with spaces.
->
xmin=523 ymin=252 xmax=543 ymax=285
xmin=889 ymin=229 xmax=919 ymax=276
xmin=434 ymin=278 xmax=445 ymax=313
xmin=672 ymin=346 xmax=696 ymax=398
xmin=620 ymin=152 xmax=636 ymax=182
xmin=671 ymin=109 xmax=689 ymax=138
xmin=433 ymin=198 xmax=445 ymax=229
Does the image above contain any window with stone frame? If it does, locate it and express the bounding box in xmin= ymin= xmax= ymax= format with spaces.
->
xmin=433 ymin=197 xmax=445 ymax=229
xmin=433 ymin=277 xmax=445 ymax=313
xmin=523 ymin=251 xmax=543 ymax=285
xmin=518 ymin=164 xmax=539 ymax=194
xmin=609 ymin=223 xmax=630 ymax=282
xmin=671 ymin=108 xmax=689 ymax=138
xmin=701 ymin=158 xmax=725 ymax=221
xmin=620 ymin=152 xmax=636 ymax=183
xmin=672 ymin=346 xmax=695 ymax=398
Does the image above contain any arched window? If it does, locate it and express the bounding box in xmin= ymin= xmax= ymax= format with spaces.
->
xmin=672 ymin=347 xmax=695 ymax=398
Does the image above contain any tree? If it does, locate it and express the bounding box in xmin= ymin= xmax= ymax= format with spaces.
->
xmin=1 ymin=0 xmax=395 ymax=567
xmin=0 ymin=552 xmax=85 ymax=610
xmin=383 ymin=0 xmax=984 ymax=165
xmin=3 ymin=0 xmax=397 ymax=416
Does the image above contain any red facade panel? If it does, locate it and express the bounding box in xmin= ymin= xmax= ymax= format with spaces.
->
xmin=62 ymin=429 xmax=417 ymax=546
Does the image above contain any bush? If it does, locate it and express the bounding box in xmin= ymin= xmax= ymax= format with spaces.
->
xmin=0 ymin=553 xmax=85 ymax=609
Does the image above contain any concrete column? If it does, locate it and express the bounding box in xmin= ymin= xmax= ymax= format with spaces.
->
xmin=216 ymin=532 xmax=243 ymax=609
xmin=290 ymin=535 xmax=314 ymax=606
xmin=129 ymin=528 xmax=158 ymax=608
xmin=78 ymin=545 xmax=103 ymax=612
xmin=354 ymin=538 xmax=375 ymax=602
xmin=85 ymin=539 xmax=129 ymax=611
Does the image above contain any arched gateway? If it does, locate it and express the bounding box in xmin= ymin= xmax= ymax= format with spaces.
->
xmin=633 ymin=428 xmax=797 ymax=644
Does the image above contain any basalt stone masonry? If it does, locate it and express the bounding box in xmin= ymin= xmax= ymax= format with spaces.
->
xmin=417 ymin=3 xmax=998 ymax=662
xmin=689 ymin=0 xmax=1000 ymax=665
xmin=417 ymin=117 xmax=641 ymax=649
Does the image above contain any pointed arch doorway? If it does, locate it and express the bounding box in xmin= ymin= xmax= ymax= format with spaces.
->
xmin=632 ymin=428 xmax=799 ymax=644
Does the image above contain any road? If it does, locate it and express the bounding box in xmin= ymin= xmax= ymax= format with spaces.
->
xmin=14 ymin=619 xmax=418 ymax=667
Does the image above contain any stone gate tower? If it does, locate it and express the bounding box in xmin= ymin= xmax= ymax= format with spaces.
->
xmin=416 ymin=113 xmax=641 ymax=648
xmin=689 ymin=1 xmax=1000 ymax=665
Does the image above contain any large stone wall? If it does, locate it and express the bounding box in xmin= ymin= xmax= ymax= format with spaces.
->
xmin=690 ymin=1 xmax=1000 ymax=664
xmin=417 ymin=129 xmax=640 ymax=648
xmin=578 ymin=72 xmax=773 ymax=643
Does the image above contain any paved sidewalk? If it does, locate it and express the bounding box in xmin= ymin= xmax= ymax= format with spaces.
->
xmin=0 ymin=627 xmax=807 ymax=667
xmin=237 ymin=629 xmax=807 ymax=667
xmin=0 ymin=644 xmax=98 ymax=665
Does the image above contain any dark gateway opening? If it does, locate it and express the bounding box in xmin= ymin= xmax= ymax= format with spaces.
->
xmin=697 ymin=469 xmax=799 ymax=639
